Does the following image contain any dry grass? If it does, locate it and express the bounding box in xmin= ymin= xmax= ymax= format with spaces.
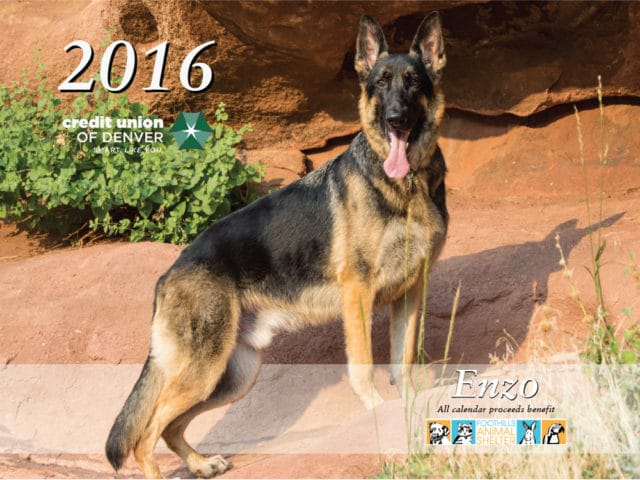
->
xmin=379 ymin=77 xmax=640 ymax=479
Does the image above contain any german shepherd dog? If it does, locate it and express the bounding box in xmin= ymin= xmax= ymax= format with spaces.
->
xmin=106 ymin=12 xmax=448 ymax=478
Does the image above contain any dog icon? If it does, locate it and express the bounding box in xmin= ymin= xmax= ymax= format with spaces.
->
xmin=452 ymin=422 xmax=473 ymax=444
xmin=429 ymin=422 xmax=451 ymax=445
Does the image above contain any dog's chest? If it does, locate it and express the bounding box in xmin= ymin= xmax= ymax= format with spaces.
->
xmin=376 ymin=216 xmax=428 ymax=272
xmin=371 ymin=193 xmax=446 ymax=302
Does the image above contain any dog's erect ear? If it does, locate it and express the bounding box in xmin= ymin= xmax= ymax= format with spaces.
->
xmin=355 ymin=15 xmax=388 ymax=82
xmin=410 ymin=11 xmax=446 ymax=83
xmin=532 ymin=422 xmax=536 ymax=431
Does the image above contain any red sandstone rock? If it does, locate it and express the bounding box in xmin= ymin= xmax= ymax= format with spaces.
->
xmin=1 ymin=1 xmax=639 ymax=149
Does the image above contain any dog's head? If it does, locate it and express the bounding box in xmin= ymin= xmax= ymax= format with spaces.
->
xmin=429 ymin=422 xmax=449 ymax=443
xmin=355 ymin=12 xmax=446 ymax=179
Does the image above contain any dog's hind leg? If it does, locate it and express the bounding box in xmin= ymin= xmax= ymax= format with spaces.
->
xmin=132 ymin=268 xmax=240 ymax=478
xmin=134 ymin=371 xmax=227 ymax=479
xmin=161 ymin=340 xmax=261 ymax=478
xmin=389 ymin=277 xmax=422 ymax=395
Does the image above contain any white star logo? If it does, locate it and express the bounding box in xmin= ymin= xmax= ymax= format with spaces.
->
xmin=182 ymin=122 xmax=199 ymax=139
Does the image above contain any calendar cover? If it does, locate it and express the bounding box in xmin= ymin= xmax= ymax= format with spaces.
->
xmin=0 ymin=1 xmax=638 ymax=478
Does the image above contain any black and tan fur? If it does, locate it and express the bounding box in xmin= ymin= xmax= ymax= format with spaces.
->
xmin=106 ymin=12 xmax=448 ymax=478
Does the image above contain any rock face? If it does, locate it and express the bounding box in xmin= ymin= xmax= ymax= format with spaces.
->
xmin=116 ymin=0 xmax=640 ymax=148
xmin=239 ymin=148 xmax=308 ymax=193
xmin=440 ymin=103 xmax=640 ymax=198
xmin=1 ymin=1 xmax=639 ymax=150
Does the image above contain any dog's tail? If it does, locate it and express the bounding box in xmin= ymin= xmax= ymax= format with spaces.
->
xmin=105 ymin=357 xmax=164 ymax=471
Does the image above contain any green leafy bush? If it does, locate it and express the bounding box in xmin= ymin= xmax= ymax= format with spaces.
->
xmin=0 ymin=65 xmax=263 ymax=244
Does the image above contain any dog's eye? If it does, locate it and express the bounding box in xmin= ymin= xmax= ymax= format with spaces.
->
xmin=376 ymin=79 xmax=387 ymax=88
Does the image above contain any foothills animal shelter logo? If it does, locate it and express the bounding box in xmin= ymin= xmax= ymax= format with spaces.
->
xmin=426 ymin=418 xmax=567 ymax=446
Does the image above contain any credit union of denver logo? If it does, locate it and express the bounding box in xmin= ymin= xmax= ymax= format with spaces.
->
xmin=426 ymin=418 xmax=567 ymax=446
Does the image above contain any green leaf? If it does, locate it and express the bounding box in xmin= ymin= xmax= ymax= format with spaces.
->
xmin=130 ymin=229 xmax=145 ymax=242
xmin=173 ymin=201 xmax=186 ymax=218
xmin=620 ymin=350 xmax=637 ymax=364
xmin=610 ymin=339 xmax=620 ymax=355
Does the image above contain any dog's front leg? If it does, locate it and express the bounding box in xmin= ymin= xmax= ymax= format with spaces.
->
xmin=340 ymin=276 xmax=384 ymax=410
xmin=389 ymin=277 xmax=423 ymax=396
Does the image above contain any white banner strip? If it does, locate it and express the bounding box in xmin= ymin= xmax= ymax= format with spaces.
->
xmin=0 ymin=364 xmax=637 ymax=455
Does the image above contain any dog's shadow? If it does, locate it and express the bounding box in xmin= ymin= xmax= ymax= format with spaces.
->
xmin=422 ymin=214 xmax=623 ymax=363
xmin=170 ymin=213 xmax=622 ymax=475
xmin=264 ymin=213 xmax=623 ymax=365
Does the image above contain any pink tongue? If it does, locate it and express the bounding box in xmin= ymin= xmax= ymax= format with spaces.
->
xmin=383 ymin=130 xmax=410 ymax=179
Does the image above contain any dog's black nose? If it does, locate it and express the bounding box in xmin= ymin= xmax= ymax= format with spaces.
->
xmin=386 ymin=110 xmax=408 ymax=129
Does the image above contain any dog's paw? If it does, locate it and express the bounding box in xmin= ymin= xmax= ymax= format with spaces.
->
xmin=361 ymin=389 xmax=384 ymax=410
xmin=190 ymin=455 xmax=232 ymax=478
xmin=389 ymin=365 xmax=400 ymax=386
